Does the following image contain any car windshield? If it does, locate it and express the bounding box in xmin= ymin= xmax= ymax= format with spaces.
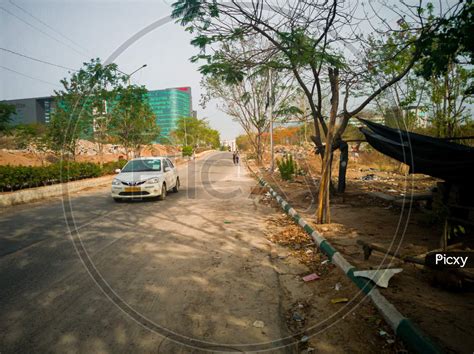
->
xmin=121 ymin=159 xmax=161 ymax=173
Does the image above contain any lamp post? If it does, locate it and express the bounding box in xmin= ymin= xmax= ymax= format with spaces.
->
xmin=117 ymin=64 xmax=147 ymax=86
xmin=127 ymin=64 xmax=147 ymax=85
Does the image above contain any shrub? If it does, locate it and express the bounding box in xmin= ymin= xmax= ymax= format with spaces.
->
xmin=0 ymin=159 xmax=128 ymax=192
xmin=182 ymin=145 xmax=193 ymax=157
xmin=276 ymin=154 xmax=297 ymax=181
xmin=101 ymin=159 xmax=128 ymax=175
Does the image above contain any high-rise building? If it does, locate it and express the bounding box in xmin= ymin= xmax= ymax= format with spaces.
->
xmin=1 ymin=96 xmax=55 ymax=125
xmin=2 ymin=86 xmax=193 ymax=143
xmin=146 ymin=87 xmax=193 ymax=143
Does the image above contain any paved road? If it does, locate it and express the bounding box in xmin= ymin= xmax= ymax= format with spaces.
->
xmin=0 ymin=152 xmax=295 ymax=353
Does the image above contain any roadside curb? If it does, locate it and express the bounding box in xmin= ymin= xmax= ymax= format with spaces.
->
xmin=249 ymin=166 xmax=441 ymax=353
xmin=0 ymin=175 xmax=114 ymax=208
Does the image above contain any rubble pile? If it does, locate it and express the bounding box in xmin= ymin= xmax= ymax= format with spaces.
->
xmin=274 ymin=145 xmax=311 ymax=159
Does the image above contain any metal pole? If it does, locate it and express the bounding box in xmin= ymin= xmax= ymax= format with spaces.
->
xmin=269 ymin=68 xmax=274 ymax=172
xmin=119 ymin=64 xmax=147 ymax=86
xmin=184 ymin=117 xmax=188 ymax=146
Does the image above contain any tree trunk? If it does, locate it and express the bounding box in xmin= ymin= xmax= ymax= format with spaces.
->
xmin=97 ymin=143 xmax=104 ymax=167
xmin=256 ymin=132 xmax=262 ymax=165
xmin=317 ymin=68 xmax=339 ymax=224
xmin=337 ymin=140 xmax=348 ymax=193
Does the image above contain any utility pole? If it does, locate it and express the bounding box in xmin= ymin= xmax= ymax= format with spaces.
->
xmin=184 ymin=117 xmax=188 ymax=146
xmin=269 ymin=68 xmax=274 ymax=172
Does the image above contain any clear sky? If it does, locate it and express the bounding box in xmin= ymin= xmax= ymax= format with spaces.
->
xmin=0 ymin=0 xmax=243 ymax=140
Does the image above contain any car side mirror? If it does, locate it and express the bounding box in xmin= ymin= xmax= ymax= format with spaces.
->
xmin=164 ymin=167 xmax=171 ymax=172
xmin=115 ymin=169 xmax=121 ymax=173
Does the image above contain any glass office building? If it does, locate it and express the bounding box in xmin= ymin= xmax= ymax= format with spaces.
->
xmin=3 ymin=86 xmax=193 ymax=144
xmin=146 ymin=87 xmax=192 ymax=143
xmin=1 ymin=96 xmax=55 ymax=125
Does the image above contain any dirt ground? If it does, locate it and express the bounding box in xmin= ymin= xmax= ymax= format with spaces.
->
xmin=0 ymin=142 xmax=180 ymax=166
xmin=249 ymin=149 xmax=474 ymax=354
xmin=257 ymin=202 xmax=403 ymax=353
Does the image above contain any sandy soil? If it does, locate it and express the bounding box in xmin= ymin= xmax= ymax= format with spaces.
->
xmin=0 ymin=143 xmax=181 ymax=166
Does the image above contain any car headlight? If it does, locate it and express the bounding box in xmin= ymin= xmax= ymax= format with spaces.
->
xmin=112 ymin=179 xmax=122 ymax=186
xmin=146 ymin=178 xmax=160 ymax=184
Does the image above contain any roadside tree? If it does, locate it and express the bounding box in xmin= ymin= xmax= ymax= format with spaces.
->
xmin=49 ymin=58 xmax=126 ymax=162
xmin=172 ymin=116 xmax=220 ymax=149
xmin=110 ymin=85 xmax=160 ymax=158
xmin=200 ymin=40 xmax=298 ymax=164
xmin=172 ymin=0 xmax=470 ymax=223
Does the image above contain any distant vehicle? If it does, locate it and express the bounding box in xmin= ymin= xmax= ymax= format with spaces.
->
xmin=111 ymin=157 xmax=179 ymax=202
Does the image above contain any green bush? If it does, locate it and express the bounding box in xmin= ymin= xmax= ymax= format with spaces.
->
xmin=0 ymin=159 xmax=128 ymax=192
xmin=182 ymin=145 xmax=193 ymax=157
xmin=101 ymin=159 xmax=128 ymax=175
xmin=276 ymin=154 xmax=297 ymax=181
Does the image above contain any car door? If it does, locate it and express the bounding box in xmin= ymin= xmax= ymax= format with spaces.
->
xmin=166 ymin=158 xmax=177 ymax=187
xmin=162 ymin=159 xmax=172 ymax=188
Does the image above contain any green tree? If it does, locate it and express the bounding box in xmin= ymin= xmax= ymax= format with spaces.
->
xmin=172 ymin=116 xmax=220 ymax=148
xmin=14 ymin=124 xmax=51 ymax=165
xmin=415 ymin=0 xmax=474 ymax=94
xmin=365 ymin=11 xmax=472 ymax=136
xmin=0 ymin=102 xmax=16 ymax=133
xmin=49 ymin=58 xmax=126 ymax=161
xmin=110 ymin=85 xmax=160 ymax=158
xmin=48 ymin=91 xmax=89 ymax=160
xmin=429 ymin=63 xmax=472 ymax=137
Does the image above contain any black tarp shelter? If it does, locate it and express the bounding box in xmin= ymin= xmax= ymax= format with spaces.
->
xmin=359 ymin=119 xmax=474 ymax=183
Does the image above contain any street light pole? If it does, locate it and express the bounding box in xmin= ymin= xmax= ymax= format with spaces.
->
xmin=117 ymin=64 xmax=147 ymax=86
xmin=127 ymin=64 xmax=147 ymax=85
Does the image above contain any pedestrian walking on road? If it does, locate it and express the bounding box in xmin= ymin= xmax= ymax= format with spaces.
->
xmin=235 ymin=151 xmax=240 ymax=164
xmin=232 ymin=151 xmax=237 ymax=164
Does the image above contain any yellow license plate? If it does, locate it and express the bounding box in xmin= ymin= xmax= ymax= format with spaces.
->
xmin=124 ymin=187 xmax=141 ymax=192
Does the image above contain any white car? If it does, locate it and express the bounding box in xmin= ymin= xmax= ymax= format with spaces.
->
xmin=111 ymin=157 xmax=180 ymax=202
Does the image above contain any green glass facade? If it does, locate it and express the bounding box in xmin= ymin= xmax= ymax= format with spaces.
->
xmin=4 ymin=86 xmax=193 ymax=144
xmin=146 ymin=87 xmax=192 ymax=143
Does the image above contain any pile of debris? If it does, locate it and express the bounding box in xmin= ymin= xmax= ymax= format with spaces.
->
xmin=274 ymin=145 xmax=310 ymax=159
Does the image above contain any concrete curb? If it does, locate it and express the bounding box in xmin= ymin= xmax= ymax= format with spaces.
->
xmin=251 ymin=170 xmax=441 ymax=353
xmin=0 ymin=175 xmax=115 ymax=207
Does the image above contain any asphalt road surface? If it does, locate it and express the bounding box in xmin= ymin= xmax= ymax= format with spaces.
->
xmin=0 ymin=152 xmax=296 ymax=353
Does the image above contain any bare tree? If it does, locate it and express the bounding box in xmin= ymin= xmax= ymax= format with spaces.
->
xmin=173 ymin=0 xmax=464 ymax=222
xmin=201 ymin=40 xmax=297 ymax=164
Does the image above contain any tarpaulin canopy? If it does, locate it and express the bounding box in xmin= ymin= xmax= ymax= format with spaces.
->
xmin=359 ymin=119 xmax=474 ymax=183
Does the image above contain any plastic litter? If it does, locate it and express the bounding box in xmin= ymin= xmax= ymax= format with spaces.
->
xmin=292 ymin=312 xmax=304 ymax=322
xmin=361 ymin=174 xmax=376 ymax=181
xmin=353 ymin=268 xmax=403 ymax=288
xmin=335 ymin=282 xmax=342 ymax=291
xmin=331 ymin=298 xmax=349 ymax=304
xmin=253 ymin=320 xmax=265 ymax=328
xmin=302 ymin=273 xmax=320 ymax=282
